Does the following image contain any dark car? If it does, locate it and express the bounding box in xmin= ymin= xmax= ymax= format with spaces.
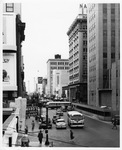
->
xmin=111 ymin=115 xmax=120 ymax=125
xmin=56 ymin=109 xmax=63 ymax=116
xmin=41 ymin=118 xmax=52 ymax=129
xmin=52 ymin=115 xmax=60 ymax=124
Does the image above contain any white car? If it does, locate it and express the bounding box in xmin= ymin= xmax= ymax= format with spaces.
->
xmin=56 ymin=118 xmax=67 ymax=129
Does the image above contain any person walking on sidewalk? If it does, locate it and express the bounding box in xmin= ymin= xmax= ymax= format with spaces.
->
xmin=112 ymin=119 xmax=117 ymax=129
xmin=38 ymin=130 xmax=43 ymax=145
xmin=25 ymin=125 xmax=28 ymax=134
xmin=70 ymin=129 xmax=74 ymax=141
xmin=31 ymin=120 xmax=35 ymax=131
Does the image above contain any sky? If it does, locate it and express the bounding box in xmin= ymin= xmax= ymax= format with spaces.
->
xmin=21 ymin=0 xmax=82 ymax=93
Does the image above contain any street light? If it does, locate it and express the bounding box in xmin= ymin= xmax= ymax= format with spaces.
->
xmin=45 ymin=106 xmax=49 ymax=145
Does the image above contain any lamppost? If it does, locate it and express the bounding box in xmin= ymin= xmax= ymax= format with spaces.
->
xmin=45 ymin=106 xmax=49 ymax=146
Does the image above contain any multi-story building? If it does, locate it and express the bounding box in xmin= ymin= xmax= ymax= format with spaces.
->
xmin=87 ymin=4 xmax=120 ymax=113
xmin=67 ymin=4 xmax=87 ymax=104
xmin=3 ymin=3 xmax=25 ymax=106
xmin=52 ymin=70 xmax=69 ymax=98
xmin=47 ymin=54 xmax=69 ymax=97
xmin=42 ymin=78 xmax=47 ymax=97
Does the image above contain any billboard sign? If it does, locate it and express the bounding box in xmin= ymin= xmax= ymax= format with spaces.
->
xmin=3 ymin=13 xmax=16 ymax=51
xmin=38 ymin=77 xmax=43 ymax=84
xmin=3 ymin=53 xmax=17 ymax=91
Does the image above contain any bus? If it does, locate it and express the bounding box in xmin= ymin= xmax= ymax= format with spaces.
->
xmin=67 ymin=111 xmax=85 ymax=128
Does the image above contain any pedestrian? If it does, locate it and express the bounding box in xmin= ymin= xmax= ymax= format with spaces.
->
xmin=21 ymin=134 xmax=30 ymax=147
xmin=25 ymin=125 xmax=28 ymax=134
xmin=38 ymin=130 xmax=43 ymax=145
xmin=70 ymin=129 xmax=74 ymax=141
xmin=112 ymin=119 xmax=117 ymax=129
xmin=31 ymin=120 xmax=35 ymax=131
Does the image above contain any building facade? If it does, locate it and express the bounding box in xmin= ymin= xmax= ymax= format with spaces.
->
xmin=3 ymin=3 xmax=25 ymax=106
xmin=47 ymin=54 xmax=69 ymax=97
xmin=87 ymin=4 xmax=120 ymax=112
xmin=42 ymin=78 xmax=47 ymax=97
xmin=52 ymin=70 xmax=69 ymax=98
xmin=67 ymin=4 xmax=87 ymax=104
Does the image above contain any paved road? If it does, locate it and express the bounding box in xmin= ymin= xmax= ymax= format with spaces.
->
xmin=24 ymin=107 xmax=120 ymax=147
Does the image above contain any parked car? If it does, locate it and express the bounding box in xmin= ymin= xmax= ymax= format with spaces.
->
xmin=61 ymin=106 xmax=67 ymax=112
xmin=111 ymin=115 xmax=120 ymax=125
xmin=52 ymin=115 xmax=60 ymax=124
xmin=56 ymin=109 xmax=63 ymax=116
xmin=56 ymin=118 xmax=67 ymax=129
xmin=41 ymin=118 xmax=52 ymax=129
xmin=67 ymin=105 xmax=74 ymax=111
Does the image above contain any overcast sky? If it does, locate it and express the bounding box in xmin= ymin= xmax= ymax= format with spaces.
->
xmin=20 ymin=0 xmax=120 ymax=93
xmin=21 ymin=0 xmax=82 ymax=92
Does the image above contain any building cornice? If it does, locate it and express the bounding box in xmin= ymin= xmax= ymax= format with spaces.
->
xmin=67 ymin=14 xmax=87 ymax=36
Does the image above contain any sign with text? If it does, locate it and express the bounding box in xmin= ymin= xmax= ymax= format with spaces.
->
xmin=38 ymin=77 xmax=43 ymax=84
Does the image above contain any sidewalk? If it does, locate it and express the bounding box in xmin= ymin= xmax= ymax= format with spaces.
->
xmin=16 ymin=116 xmax=53 ymax=147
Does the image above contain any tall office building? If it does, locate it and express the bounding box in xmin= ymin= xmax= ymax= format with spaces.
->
xmin=47 ymin=54 xmax=69 ymax=97
xmin=87 ymin=4 xmax=120 ymax=112
xmin=67 ymin=4 xmax=87 ymax=103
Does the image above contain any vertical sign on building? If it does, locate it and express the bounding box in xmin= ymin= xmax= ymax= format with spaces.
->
xmin=38 ymin=77 xmax=43 ymax=84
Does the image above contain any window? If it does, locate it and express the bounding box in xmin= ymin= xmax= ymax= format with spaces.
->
xmin=103 ymin=4 xmax=107 ymax=14
xmin=103 ymin=52 xmax=107 ymax=58
xmin=58 ymin=62 xmax=64 ymax=65
xmin=57 ymin=75 xmax=59 ymax=85
xmin=111 ymin=53 xmax=115 ymax=59
xmin=50 ymin=62 xmax=57 ymax=65
xmin=103 ymin=30 xmax=107 ymax=36
xmin=111 ymin=4 xmax=115 ymax=14
xmin=65 ymin=62 xmax=69 ymax=65
xmin=6 ymin=3 xmax=14 ymax=12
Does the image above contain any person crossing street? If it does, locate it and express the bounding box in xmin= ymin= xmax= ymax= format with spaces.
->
xmin=31 ymin=120 xmax=35 ymax=131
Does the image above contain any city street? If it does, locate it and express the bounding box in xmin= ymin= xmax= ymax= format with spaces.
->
xmin=23 ymin=107 xmax=120 ymax=147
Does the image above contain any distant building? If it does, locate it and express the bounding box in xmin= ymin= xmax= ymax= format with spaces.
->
xmin=87 ymin=4 xmax=120 ymax=113
xmin=67 ymin=4 xmax=87 ymax=104
xmin=42 ymin=78 xmax=47 ymax=96
xmin=52 ymin=70 xmax=69 ymax=98
xmin=47 ymin=55 xmax=69 ymax=97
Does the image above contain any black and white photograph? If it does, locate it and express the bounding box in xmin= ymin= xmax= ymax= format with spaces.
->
xmin=1 ymin=0 xmax=120 ymax=149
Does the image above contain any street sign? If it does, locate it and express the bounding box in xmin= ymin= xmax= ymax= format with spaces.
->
xmin=46 ymin=101 xmax=71 ymax=108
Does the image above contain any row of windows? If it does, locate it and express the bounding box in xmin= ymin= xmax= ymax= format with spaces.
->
xmin=69 ymin=29 xmax=78 ymax=41
xmin=74 ymin=51 xmax=79 ymax=57
xmin=89 ymin=12 xmax=95 ymax=23
xmin=89 ymin=65 xmax=96 ymax=72
xmin=51 ymin=66 xmax=69 ymax=70
xmin=89 ymin=33 xmax=96 ymax=43
xmin=74 ymin=58 xmax=79 ymax=64
xmin=83 ymin=41 xmax=87 ymax=46
xmin=89 ymin=44 xmax=96 ymax=53
xmin=89 ymin=54 xmax=96 ymax=63
xmin=74 ymin=36 xmax=78 ymax=43
xmin=83 ymin=55 xmax=87 ymax=60
xmin=89 ymin=23 xmax=96 ymax=33
xmin=50 ymin=62 xmax=69 ymax=65
xmin=83 ymin=33 xmax=87 ymax=38
xmin=89 ymin=4 xmax=95 ymax=13
xmin=89 ymin=76 xmax=96 ymax=82
xmin=83 ymin=48 xmax=87 ymax=52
